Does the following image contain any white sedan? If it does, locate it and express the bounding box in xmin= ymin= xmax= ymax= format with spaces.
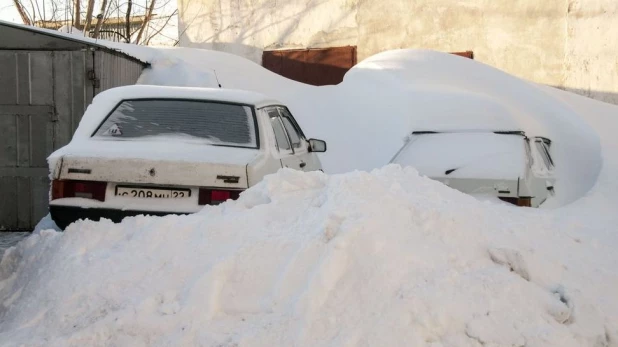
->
xmin=48 ymin=85 xmax=326 ymax=229
xmin=390 ymin=130 xmax=555 ymax=207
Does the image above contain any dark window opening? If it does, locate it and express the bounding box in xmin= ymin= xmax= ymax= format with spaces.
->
xmin=93 ymin=99 xmax=257 ymax=148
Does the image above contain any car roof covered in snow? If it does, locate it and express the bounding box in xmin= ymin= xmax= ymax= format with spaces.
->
xmin=96 ymin=85 xmax=282 ymax=107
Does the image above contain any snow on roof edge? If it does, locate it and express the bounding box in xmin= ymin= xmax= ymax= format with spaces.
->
xmin=0 ymin=20 xmax=149 ymax=65
xmin=94 ymin=84 xmax=282 ymax=107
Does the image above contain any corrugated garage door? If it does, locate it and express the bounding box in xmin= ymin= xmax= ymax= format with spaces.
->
xmin=0 ymin=49 xmax=144 ymax=230
xmin=0 ymin=51 xmax=73 ymax=230
xmin=263 ymin=46 xmax=357 ymax=86
xmin=0 ymin=50 xmax=93 ymax=230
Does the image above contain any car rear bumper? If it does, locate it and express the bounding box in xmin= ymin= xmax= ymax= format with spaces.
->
xmin=50 ymin=205 xmax=186 ymax=230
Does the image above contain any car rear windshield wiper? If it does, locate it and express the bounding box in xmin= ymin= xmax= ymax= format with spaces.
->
xmin=494 ymin=131 xmax=526 ymax=136
xmin=445 ymin=168 xmax=457 ymax=175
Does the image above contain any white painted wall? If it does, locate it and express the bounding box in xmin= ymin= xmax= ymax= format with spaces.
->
xmin=177 ymin=0 xmax=618 ymax=105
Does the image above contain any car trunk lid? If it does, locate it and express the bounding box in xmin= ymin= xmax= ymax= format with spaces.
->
xmin=53 ymin=141 xmax=256 ymax=189
xmin=57 ymin=155 xmax=248 ymax=189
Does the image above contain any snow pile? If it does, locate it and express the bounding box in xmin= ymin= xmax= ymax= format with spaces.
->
xmin=2 ymin=166 xmax=617 ymax=346
xmin=1 ymin=25 xmax=617 ymax=345
xmin=7 ymin=21 xmax=599 ymax=206
xmin=125 ymin=48 xmax=600 ymax=207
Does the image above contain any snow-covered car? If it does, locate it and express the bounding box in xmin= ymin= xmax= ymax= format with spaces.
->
xmin=390 ymin=131 xmax=555 ymax=207
xmin=48 ymin=85 xmax=327 ymax=229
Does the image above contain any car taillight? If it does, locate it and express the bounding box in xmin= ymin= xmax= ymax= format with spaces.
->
xmin=51 ymin=180 xmax=107 ymax=202
xmin=198 ymin=189 xmax=241 ymax=205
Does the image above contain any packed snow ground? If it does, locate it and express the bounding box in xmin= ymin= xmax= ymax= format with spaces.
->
xmin=0 ymin=33 xmax=617 ymax=346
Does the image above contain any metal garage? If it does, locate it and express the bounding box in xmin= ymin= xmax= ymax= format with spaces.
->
xmin=0 ymin=21 xmax=149 ymax=230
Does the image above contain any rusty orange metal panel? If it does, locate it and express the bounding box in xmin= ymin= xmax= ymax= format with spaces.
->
xmin=262 ymin=46 xmax=357 ymax=86
xmin=305 ymin=46 xmax=355 ymax=85
xmin=451 ymin=51 xmax=474 ymax=59
xmin=262 ymin=50 xmax=282 ymax=74
xmin=280 ymin=49 xmax=307 ymax=84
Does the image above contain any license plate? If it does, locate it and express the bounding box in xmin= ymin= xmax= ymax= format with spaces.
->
xmin=115 ymin=186 xmax=191 ymax=199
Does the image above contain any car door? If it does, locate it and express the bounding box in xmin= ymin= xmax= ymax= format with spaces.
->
xmin=265 ymin=107 xmax=304 ymax=170
xmin=276 ymin=107 xmax=322 ymax=171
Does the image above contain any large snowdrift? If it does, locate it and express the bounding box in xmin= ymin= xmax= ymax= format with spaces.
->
xmin=1 ymin=32 xmax=617 ymax=346
xmin=127 ymin=47 xmax=601 ymax=207
xmin=11 ymin=23 xmax=596 ymax=206
xmin=1 ymin=165 xmax=617 ymax=346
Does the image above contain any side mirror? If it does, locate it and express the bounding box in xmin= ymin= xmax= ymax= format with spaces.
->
xmin=308 ymin=139 xmax=327 ymax=153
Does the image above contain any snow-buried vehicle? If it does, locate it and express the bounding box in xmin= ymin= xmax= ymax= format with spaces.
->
xmin=390 ymin=130 xmax=555 ymax=207
xmin=48 ymin=85 xmax=327 ymax=229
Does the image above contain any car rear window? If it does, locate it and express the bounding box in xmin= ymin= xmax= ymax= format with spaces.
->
xmin=393 ymin=133 xmax=527 ymax=179
xmin=93 ymin=99 xmax=257 ymax=148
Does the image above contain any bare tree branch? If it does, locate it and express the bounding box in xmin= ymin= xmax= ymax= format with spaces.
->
xmin=103 ymin=0 xmax=115 ymax=20
xmin=51 ymin=1 xmax=59 ymax=22
xmin=153 ymin=0 xmax=171 ymax=11
xmin=32 ymin=0 xmax=44 ymax=25
xmin=74 ymin=0 xmax=81 ymax=28
xmin=28 ymin=0 xmax=37 ymax=23
xmin=145 ymin=9 xmax=176 ymax=45
xmin=83 ymin=0 xmax=95 ymax=35
xmin=125 ymin=0 xmax=133 ymax=42
xmin=92 ymin=0 xmax=108 ymax=38
xmin=134 ymin=0 xmax=155 ymax=44
xmin=13 ymin=0 xmax=32 ymax=25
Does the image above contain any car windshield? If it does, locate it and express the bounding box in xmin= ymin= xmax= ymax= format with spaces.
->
xmin=92 ymin=99 xmax=258 ymax=148
xmin=393 ymin=132 xmax=527 ymax=179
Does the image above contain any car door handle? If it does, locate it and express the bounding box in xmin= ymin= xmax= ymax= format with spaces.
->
xmin=299 ymin=162 xmax=306 ymax=168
